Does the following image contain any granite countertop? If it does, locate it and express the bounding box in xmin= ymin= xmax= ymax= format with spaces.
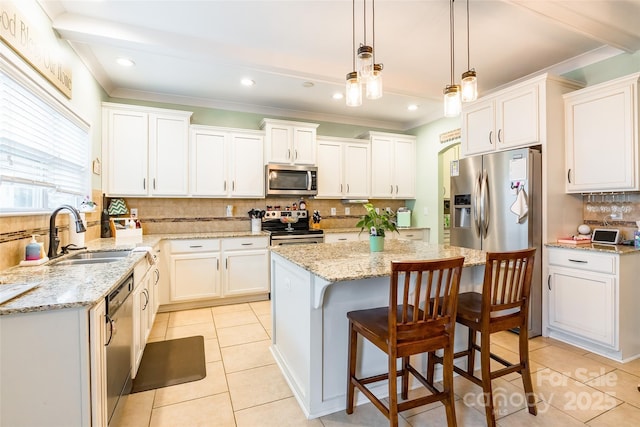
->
xmin=0 ymin=231 xmax=268 ymax=316
xmin=271 ymin=240 xmax=486 ymax=282
xmin=545 ymin=242 xmax=640 ymax=255
xmin=323 ymin=227 xmax=428 ymax=234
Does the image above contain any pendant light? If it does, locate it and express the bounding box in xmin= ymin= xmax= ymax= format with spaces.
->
xmin=366 ymin=0 xmax=383 ymax=100
xmin=357 ymin=0 xmax=373 ymax=81
xmin=443 ymin=0 xmax=461 ymax=117
xmin=461 ymin=0 xmax=478 ymax=102
xmin=346 ymin=0 xmax=362 ymax=107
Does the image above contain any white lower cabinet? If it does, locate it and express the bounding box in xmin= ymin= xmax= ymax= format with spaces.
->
xmin=90 ymin=299 xmax=108 ymax=427
xmin=324 ymin=229 xmax=427 ymax=243
xmin=324 ymin=232 xmax=365 ymax=243
xmin=166 ymin=237 xmax=270 ymax=305
xmin=222 ymin=237 xmax=270 ymax=296
xmin=546 ymin=247 xmax=640 ymax=361
xmin=169 ymin=239 xmax=222 ymax=302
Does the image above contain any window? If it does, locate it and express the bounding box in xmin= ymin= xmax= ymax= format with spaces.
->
xmin=0 ymin=62 xmax=89 ymax=214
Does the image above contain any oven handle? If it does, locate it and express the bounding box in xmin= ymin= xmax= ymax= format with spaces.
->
xmin=272 ymin=238 xmax=324 ymax=245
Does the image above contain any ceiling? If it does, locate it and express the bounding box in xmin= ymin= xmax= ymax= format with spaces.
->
xmin=39 ymin=1 xmax=640 ymax=131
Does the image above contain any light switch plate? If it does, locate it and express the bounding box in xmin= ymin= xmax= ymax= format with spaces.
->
xmin=330 ymin=207 xmax=336 ymax=216
xmin=345 ymin=207 xmax=350 ymax=215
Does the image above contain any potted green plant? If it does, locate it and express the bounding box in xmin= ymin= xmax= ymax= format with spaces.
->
xmin=356 ymin=203 xmax=398 ymax=252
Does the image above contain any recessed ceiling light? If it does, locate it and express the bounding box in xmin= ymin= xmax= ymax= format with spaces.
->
xmin=332 ymin=93 xmax=344 ymax=100
xmin=241 ymin=78 xmax=255 ymax=87
xmin=116 ymin=57 xmax=135 ymax=67
xmin=408 ymin=104 xmax=418 ymax=111
xmin=302 ymin=81 xmax=314 ymax=88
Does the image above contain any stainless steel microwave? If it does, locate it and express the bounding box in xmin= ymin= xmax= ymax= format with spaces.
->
xmin=265 ymin=164 xmax=317 ymax=196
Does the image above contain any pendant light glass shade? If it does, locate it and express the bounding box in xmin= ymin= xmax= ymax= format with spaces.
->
xmin=461 ymin=69 xmax=477 ymax=102
xmin=443 ymin=84 xmax=461 ymax=117
xmin=366 ymin=63 xmax=383 ymax=100
xmin=346 ymin=71 xmax=362 ymax=107
xmin=357 ymin=45 xmax=374 ymax=81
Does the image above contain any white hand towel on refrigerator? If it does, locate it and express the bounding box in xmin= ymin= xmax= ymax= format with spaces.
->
xmin=510 ymin=188 xmax=529 ymax=223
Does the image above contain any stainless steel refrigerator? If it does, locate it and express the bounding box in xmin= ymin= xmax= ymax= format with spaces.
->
xmin=450 ymin=147 xmax=542 ymax=336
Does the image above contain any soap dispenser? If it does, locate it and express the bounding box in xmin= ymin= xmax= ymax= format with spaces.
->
xmin=25 ymin=235 xmax=41 ymax=261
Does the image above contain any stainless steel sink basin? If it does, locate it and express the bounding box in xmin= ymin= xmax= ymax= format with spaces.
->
xmin=50 ymin=250 xmax=132 ymax=266
xmin=66 ymin=250 xmax=132 ymax=260
xmin=53 ymin=258 xmax=124 ymax=266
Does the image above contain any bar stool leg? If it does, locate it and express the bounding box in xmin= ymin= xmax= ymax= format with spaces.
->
xmin=346 ymin=321 xmax=357 ymax=414
xmin=519 ymin=327 xmax=538 ymax=415
xmin=480 ymin=331 xmax=497 ymax=427
xmin=467 ymin=327 xmax=476 ymax=375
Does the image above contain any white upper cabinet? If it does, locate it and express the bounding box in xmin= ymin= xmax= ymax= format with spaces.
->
xmin=462 ymin=83 xmax=539 ymax=156
xmin=261 ymin=118 xmax=319 ymax=165
xmin=103 ymin=103 xmax=192 ymax=196
xmin=365 ymin=132 xmax=416 ymax=199
xmin=564 ymin=73 xmax=640 ymax=193
xmin=316 ymin=137 xmax=370 ymax=199
xmin=190 ymin=126 xmax=264 ymax=198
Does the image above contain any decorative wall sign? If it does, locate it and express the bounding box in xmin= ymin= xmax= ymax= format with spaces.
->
xmin=440 ymin=128 xmax=461 ymax=144
xmin=0 ymin=1 xmax=72 ymax=98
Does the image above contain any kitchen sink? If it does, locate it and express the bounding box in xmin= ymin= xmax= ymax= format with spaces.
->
xmin=52 ymin=258 xmax=124 ymax=266
xmin=50 ymin=250 xmax=133 ymax=266
xmin=66 ymin=250 xmax=132 ymax=260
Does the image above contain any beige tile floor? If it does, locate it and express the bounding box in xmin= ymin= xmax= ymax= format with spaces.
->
xmin=118 ymin=302 xmax=640 ymax=426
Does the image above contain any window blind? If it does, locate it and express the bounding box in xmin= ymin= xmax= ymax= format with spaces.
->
xmin=0 ymin=64 xmax=89 ymax=213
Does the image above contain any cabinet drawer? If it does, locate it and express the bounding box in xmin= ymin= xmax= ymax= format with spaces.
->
xmin=397 ymin=229 xmax=424 ymax=241
xmin=548 ymin=248 xmax=616 ymax=274
xmin=222 ymin=236 xmax=269 ymax=251
xmin=170 ymin=239 xmax=220 ymax=253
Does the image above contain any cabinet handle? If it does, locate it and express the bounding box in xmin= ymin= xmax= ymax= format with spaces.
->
xmin=288 ymin=149 xmax=291 ymax=159
xmin=153 ymin=178 xmax=156 ymax=190
xmin=497 ymin=129 xmax=502 ymax=143
xmin=489 ymin=131 xmax=493 ymax=145
xmin=232 ymin=180 xmax=235 ymax=191
xmin=567 ymin=169 xmax=572 ymax=184
xmin=340 ymin=184 xmax=343 ymax=193
xmin=224 ymin=180 xmax=227 ymax=191
xmin=338 ymin=238 xmax=347 ymax=241
xmin=390 ymin=185 xmax=393 ymax=194
xmin=142 ymin=289 xmax=149 ymax=310
xmin=225 ymin=259 xmax=228 ymax=269
xmin=189 ymin=245 xmax=203 ymax=248
xmin=547 ymin=275 xmax=551 ymax=290
xmin=295 ymin=149 xmax=298 ymax=160
xmin=396 ymin=185 xmax=399 ymax=194
xmin=143 ymin=178 xmax=146 ymax=190
xmin=216 ymin=259 xmax=219 ymax=270
xmin=568 ymin=259 xmax=588 ymax=263
xmin=405 ymin=234 xmax=414 ymax=237
xmin=154 ymin=269 xmax=160 ymax=285
xmin=347 ymin=184 xmax=350 ymax=193
xmin=241 ymin=243 xmax=253 ymax=246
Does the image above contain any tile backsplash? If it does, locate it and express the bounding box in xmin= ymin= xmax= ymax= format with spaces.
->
xmin=0 ymin=195 xmax=406 ymax=270
xmin=582 ymin=192 xmax=640 ymax=240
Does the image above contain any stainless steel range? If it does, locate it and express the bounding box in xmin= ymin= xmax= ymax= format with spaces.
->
xmin=262 ymin=210 xmax=324 ymax=245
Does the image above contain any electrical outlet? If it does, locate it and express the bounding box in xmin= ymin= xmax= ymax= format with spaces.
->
xmin=375 ymin=208 xmax=380 ymax=214
xmin=423 ymin=207 xmax=429 ymax=216
xmin=330 ymin=207 xmax=336 ymax=216
xmin=610 ymin=212 xmax=623 ymax=220
xmin=130 ymin=208 xmax=138 ymax=218
xmin=345 ymin=207 xmax=351 ymax=215
xmin=385 ymin=207 xmax=391 ymax=214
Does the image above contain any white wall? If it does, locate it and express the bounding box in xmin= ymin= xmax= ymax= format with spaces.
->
xmin=406 ymin=117 xmax=460 ymax=244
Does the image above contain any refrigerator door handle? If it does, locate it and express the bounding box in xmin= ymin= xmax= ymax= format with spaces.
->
xmin=480 ymin=170 xmax=489 ymax=236
xmin=473 ymin=171 xmax=482 ymax=237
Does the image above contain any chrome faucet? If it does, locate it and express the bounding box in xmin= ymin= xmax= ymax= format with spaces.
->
xmin=48 ymin=205 xmax=87 ymax=259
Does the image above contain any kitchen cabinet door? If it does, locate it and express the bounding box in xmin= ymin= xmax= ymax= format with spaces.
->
xmin=370 ymin=136 xmax=395 ymax=198
xmin=105 ymin=108 xmax=148 ymax=195
xmin=132 ymin=272 xmax=151 ymax=376
xmin=103 ymin=103 xmax=192 ymax=197
xmin=170 ymin=252 xmax=221 ymax=301
xmin=317 ymin=140 xmax=344 ymax=197
xmin=261 ymin=119 xmax=319 ymax=165
xmin=393 ymin=138 xmax=416 ymax=198
xmin=149 ymin=113 xmax=190 ymax=196
xmin=461 ymin=98 xmax=495 ymax=156
xmin=369 ymin=133 xmax=416 ymax=199
xmin=89 ymin=300 xmax=108 ymax=427
xmin=343 ymin=142 xmax=370 ymax=198
xmin=564 ymin=73 xmax=639 ymax=192
xmin=190 ymin=128 xmax=228 ymax=196
xmin=497 ymin=84 xmax=539 ymax=149
xmin=222 ymin=236 xmax=270 ymax=297
xmin=229 ymin=132 xmax=264 ymax=197
xmin=223 ymin=249 xmax=270 ymax=296
xmin=548 ymin=266 xmax=616 ymax=348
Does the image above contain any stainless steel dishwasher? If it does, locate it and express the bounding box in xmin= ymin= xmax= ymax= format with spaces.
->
xmin=105 ymin=274 xmax=134 ymax=426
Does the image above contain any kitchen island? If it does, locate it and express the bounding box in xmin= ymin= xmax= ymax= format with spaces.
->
xmin=269 ymin=239 xmax=486 ymax=419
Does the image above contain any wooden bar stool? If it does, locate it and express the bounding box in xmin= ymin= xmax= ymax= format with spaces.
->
xmin=428 ymin=248 xmax=537 ymax=427
xmin=346 ymin=256 xmax=465 ymax=427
